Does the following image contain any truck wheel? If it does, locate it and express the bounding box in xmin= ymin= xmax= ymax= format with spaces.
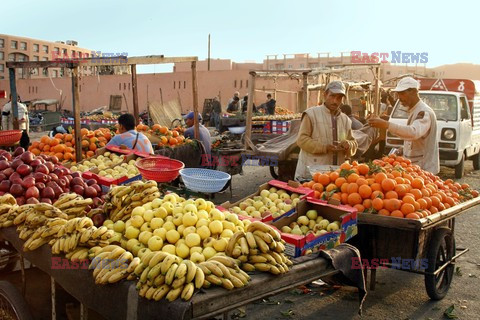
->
xmin=473 ymin=152 xmax=480 ymax=171
xmin=0 ymin=281 xmax=33 ymax=320
xmin=455 ymin=154 xmax=465 ymax=179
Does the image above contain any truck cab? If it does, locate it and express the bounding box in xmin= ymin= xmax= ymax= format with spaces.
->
xmin=386 ymin=78 xmax=480 ymax=178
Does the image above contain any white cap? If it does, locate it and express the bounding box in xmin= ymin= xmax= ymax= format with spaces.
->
xmin=392 ymin=77 xmax=419 ymax=92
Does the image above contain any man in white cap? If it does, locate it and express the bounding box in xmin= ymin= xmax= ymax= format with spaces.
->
xmin=368 ymin=77 xmax=439 ymax=174
xmin=295 ymin=81 xmax=358 ymax=181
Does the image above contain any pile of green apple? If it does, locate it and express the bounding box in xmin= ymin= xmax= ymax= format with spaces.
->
xmin=280 ymin=209 xmax=341 ymax=237
xmin=229 ymin=187 xmax=301 ymax=219
xmin=103 ymin=193 xmax=250 ymax=263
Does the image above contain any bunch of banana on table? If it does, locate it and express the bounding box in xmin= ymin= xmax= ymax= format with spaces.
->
xmin=88 ymin=245 xmax=137 ymax=284
xmin=0 ymin=194 xmax=18 ymax=228
xmin=50 ymin=217 xmax=114 ymax=254
xmin=133 ymin=251 xmax=205 ymax=302
xmin=197 ymin=255 xmax=251 ymax=290
xmin=226 ymin=221 xmax=293 ymax=275
xmin=53 ymin=193 xmax=93 ymax=219
xmin=102 ymin=180 xmax=160 ymax=222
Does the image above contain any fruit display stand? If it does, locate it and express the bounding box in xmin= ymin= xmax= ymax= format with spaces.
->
xmin=0 ymin=226 xmax=371 ymax=320
xmin=356 ymin=195 xmax=480 ymax=300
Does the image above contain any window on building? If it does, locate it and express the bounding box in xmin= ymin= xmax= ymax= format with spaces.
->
xmin=0 ymin=39 xmax=4 ymax=48
xmin=20 ymin=42 xmax=27 ymax=50
xmin=0 ymin=52 xmax=3 ymax=60
xmin=234 ymin=80 xmax=237 ymax=88
xmin=8 ymin=53 xmax=15 ymax=61
xmin=0 ymin=64 xmax=4 ymax=73
xmin=71 ymin=50 xmax=76 ymax=58
xmin=42 ymin=68 xmax=48 ymax=76
xmin=386 ymin=71 xmax=391 ymax=75
xmin=119 ymin=83 xmax=121 ymax=90
xmin=300 ymin=64 xmax=305 ymax=68
xmin=11 ymin=40 xmax=17 ymax=49
xmin=288 ymin=64 xmax=293 ymax=69
xmin=62 ymin=48 xmax=67 ymax=55
xmin=269 ymin=65 xmax=275 ymax=70
xmin=33 ymin=44 xmax=39 ymax=52
xmin=240 ymin=80 xmax=243 ymax=88
xmin=124 ymin=83 xmax=126 ymax=90
xmin=33 ymin=56 xmax=39 ymax=61
xmin=52 ymin=70 xmax=58 ymax=78
xmin=184 ymin=81 xmax=186 ymax=89
xmin=53 ymin=47 xmax=59 ymax=53
xmin=42 ymin=45 xmax=48 ymax=53
xmin=59 ymin=68 xmax=64 ymax=77
xmin=42 ymin=57 xmax=48 ymax=61
xmin=173 ymin=81 xmax=175 ymax=89
xmin=17 ymin=55 xmax=25 ymax=62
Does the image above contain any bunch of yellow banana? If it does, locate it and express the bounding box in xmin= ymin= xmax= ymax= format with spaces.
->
xmin=132 ymin=252 xmax=204 ymax=302
xmin=65 ymin=247 xmax=90 ymax=260
xmin=0 ymin=194 xmax=18 ymax=228
xmin=53 ymin=193 xmax=93 ymax=219
xmin=103 ymin=180 xmax=160 ymax=222
xmin=197 ymin=255 xmax=250 ymax=290
xmin=88 ymin=245 xmax=136 ymax=284
xmin=225 ymin=221 xmax=292 ymax=275
xmin=50 ymin=217 xmax=113 ymax=254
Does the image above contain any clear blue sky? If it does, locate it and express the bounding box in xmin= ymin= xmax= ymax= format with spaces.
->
xmin=3 ymin=0 xmax=479 ymax=73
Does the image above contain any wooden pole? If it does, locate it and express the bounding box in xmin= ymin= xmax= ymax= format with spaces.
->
xmin=131 ymin=64 xmax=139 ymax=122
xmin=8 ymin=68 xmax=19 ymax=130
xmin=301 ymin=72 xmax=309 ymax=112
xmin=207 ymin=34 xmax=211 ymax=71
xmin=191 ymin=61 xmax=199 ymax=139
xmin=72 ymin=67 xmax=82 ymax=163
xmin=374 ymin=66 xmax=381 ymax=115
xmin=244 ymin=72 xmax=256 ymax=149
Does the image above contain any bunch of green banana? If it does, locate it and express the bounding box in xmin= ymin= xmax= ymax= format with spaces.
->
xmin=197 ymin=255 xmax=250 ymax=290
xmin=133 ymin=252 xmax=204 ymax=301
xmin=105 ymin=180 xmax=160 ymax=222
xmin=226 ymin=221 xmax=292 ymax=275
xmin=53 ymin=193 xmax=93 ymax=219
xmin=88 ymin=245 xmax=136 ymax=284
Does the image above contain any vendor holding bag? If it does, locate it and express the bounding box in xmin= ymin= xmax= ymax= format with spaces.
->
xmin=107 ymin=113 xmax=153 ymax=154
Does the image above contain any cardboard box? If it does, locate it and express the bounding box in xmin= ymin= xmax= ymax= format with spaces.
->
xmin=271 ymin=198 xmax=357 ymax=257
xmin=220 ymin=180 xmax=314 ymax=222
xmin=271 ymin=121 xmax=291 ymax=134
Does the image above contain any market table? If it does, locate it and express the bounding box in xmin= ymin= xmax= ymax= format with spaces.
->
xmin=1 ymin=227 xmax=365 ymax=320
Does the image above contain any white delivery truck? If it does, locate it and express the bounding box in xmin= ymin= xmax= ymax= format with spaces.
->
xmin=386 ymin=78 xmax=480 ymax=178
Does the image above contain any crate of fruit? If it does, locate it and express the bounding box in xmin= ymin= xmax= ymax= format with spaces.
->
xmin=270 ymin=198 xmax=357 ymax=257
xmin=220 ymin=180 xmax=314 ymax=222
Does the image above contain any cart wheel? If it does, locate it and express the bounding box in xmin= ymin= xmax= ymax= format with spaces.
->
xmin=0 ymin=281 xmax=33 ymax=320
xmin=425 ymin=228 xmax=455 ymax=300
xmin=269 ymin=166 xmax=279 ymax=179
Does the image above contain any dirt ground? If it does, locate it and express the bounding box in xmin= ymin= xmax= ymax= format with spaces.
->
xmin=2 ymin=160 xmax=479 ymax=320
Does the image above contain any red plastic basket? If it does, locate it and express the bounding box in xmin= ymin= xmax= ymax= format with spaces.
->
xmin=0 ymin=130 xmax=22 ymax=147
xmin=135 ymin=157 xmax=184 ymax=182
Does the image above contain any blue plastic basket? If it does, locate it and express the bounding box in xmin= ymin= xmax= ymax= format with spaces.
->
xmin=179 ymin=168 xmax=231 ymax=193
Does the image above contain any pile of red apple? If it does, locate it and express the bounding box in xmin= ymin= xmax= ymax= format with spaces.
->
xmin=0 ymin=148 xmax=104 ymax=209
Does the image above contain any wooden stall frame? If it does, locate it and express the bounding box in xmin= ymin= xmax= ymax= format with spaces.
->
xmin=7 ymin=55 xmax=200 ymax=162
xmin=244 ymin=69 xmax=311 ymax=151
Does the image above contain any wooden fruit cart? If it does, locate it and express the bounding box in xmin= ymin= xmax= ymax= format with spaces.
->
xmin=355 ymin=196 xmax=480 ymax=300
xmin=0 ymin=226 xmax=371 ymax=320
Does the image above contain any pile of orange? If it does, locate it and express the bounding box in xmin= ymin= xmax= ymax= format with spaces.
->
xmin=136 ymin=123 xmax=190 ymax=147
xmin=303 ymin=155 xmax=479 ymax=220
xmin=29 ymin=128 xmax=113 ymax=162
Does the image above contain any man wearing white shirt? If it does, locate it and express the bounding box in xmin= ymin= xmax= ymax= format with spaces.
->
xmin=368 ymin=77 xmax=439 ymax=174
xmin=2 ymin=95 xmax=29 ymax=132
